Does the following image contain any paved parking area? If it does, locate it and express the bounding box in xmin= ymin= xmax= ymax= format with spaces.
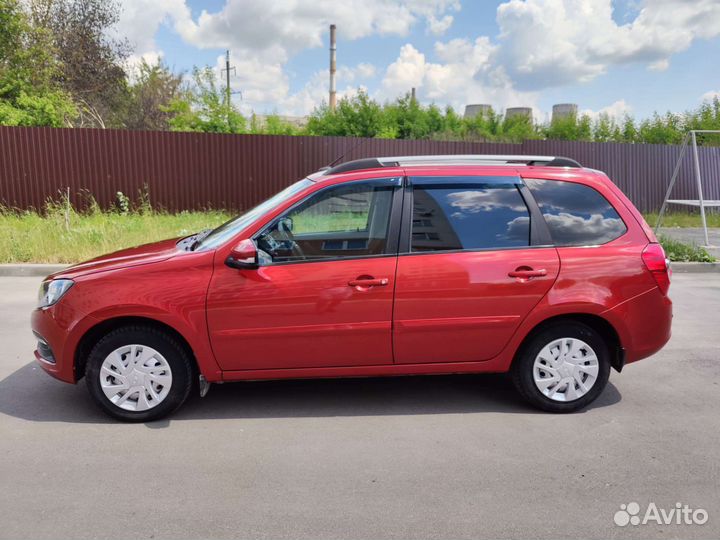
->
xmin=0 ymin=274 xmax=718 ymax=540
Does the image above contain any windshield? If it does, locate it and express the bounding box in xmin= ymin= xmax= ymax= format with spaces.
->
xmin=195 ymin=179 xmax=314 ymax=251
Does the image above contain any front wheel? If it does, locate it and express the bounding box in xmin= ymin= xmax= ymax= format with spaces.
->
xmin=85 ymin=326 xmax=194 ymax=422
xmin=511 ymin=322 xmax=611 ymax=413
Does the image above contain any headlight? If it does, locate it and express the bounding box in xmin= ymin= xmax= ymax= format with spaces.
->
xmin=37 ymin=279 xmax=74 ymax=308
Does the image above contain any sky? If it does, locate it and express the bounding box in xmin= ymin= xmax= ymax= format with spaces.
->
xmin=115 ymin=0 xmax=720 ymax=122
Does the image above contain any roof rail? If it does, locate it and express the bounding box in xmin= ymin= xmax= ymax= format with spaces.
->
xmin=322 ymin=154 xmax=581 ymax=175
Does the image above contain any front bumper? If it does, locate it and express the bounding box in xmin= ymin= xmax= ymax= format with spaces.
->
xmin=31 ymin=303 xmax=96 ymax=384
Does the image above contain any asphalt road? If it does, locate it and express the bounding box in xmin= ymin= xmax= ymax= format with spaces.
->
xmin=0 ymin=274 xmax=718 ymax=540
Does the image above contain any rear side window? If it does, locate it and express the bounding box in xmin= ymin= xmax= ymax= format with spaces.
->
xmin=525 ymin=179 xmax=626 ymax=246
xmin=410 ymin=178 xmax=530 ymax=252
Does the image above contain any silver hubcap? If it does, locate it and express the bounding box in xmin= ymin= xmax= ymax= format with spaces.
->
xmin=99 ymin=344 xmax=172 ymax=412
xmin=533 ymin=337 xmax=599 ymax=402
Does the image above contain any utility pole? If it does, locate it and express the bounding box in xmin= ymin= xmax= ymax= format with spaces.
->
xmin=329 ymin=24 xmax=337 ymax=111
xmin=221 ymin=50 xmax=236 ymax=126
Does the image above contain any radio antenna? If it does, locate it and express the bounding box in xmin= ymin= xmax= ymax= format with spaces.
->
xmin=327 ymin=137 xmax=370 ymax=168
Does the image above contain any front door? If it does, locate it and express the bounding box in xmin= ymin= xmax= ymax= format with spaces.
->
xmin=393 ymin=176 xmax=560 ymax=364
xmin=206 ymin=178 xmax=402 ymax=371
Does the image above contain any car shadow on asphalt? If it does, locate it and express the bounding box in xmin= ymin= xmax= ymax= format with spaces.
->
xmin=0 ymin=361 xmax=622 ymax=425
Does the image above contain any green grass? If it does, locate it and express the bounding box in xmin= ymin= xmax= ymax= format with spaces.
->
xmin=1 ymin=199 xmax=717 ymax=264
xmin=658 ymin=234 xmax=716 ymax=263
xmin=293 ymin=212 xmax=368 ymax=234
xmin=0 ymin=204 xmax=232 ymax=264
xmin=644 ymin=211 xmax=720 ymax=228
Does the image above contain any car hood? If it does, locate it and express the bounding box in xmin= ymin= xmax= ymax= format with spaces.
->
xmin=48 ymin=238 xmax=183 ymax=280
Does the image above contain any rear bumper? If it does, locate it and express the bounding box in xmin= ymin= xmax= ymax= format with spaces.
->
xmin=603 ymin=287 xmax=673 ymax=364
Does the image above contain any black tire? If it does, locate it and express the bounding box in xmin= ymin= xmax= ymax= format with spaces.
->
xmin=85 ymin=325 xmax=194 ymax=422
xmin=511 ymin=321 xmax=611 ymax=413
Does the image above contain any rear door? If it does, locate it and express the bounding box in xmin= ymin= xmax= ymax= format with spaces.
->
xmin=392 ymin=175 xmax=560 ymax=364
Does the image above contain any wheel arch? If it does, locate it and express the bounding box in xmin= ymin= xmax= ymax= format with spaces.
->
xmin=511 ymin=313 xmax=625 ymax=373
xmin=74 ymin=316 xmax=200 ymax=381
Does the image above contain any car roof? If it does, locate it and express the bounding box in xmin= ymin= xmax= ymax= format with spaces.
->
xmin=318 ymin=154 xmax=582 ymax=176
xmin=308 ymin=155 xmax=607 ymax=187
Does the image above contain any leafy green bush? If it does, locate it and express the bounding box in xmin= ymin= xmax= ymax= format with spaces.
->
xmin=658 ymin=235 xmax=716 ymax=262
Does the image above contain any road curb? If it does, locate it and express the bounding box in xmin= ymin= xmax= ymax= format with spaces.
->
xmin=671 ymin=262 xmax=720 ymax=273
xmin=0 ymin=264 xmax=68 ymax=277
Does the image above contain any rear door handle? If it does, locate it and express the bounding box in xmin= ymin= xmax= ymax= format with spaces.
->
xmin=348 ymin=277 xmax=389 ymax=288
xmin=508 ymin=268 xmax=547 ymax=279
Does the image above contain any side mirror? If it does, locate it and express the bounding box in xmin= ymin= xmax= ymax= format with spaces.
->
xmin=225 ymin=239 xmax=258 ymax=269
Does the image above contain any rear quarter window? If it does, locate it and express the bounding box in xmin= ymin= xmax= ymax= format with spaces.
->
xmin=524 ymin=179 xmax=626 ymax=246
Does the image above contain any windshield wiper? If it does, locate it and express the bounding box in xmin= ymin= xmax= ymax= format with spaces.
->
xmin=190 ymin=229 xmax=213 ymax=251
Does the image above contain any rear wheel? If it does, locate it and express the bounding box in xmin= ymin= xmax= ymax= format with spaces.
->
xmin=511 ymin=321 xmax=611 ymax=413
xmin=85 ymin=326 xmax=193 ymax=422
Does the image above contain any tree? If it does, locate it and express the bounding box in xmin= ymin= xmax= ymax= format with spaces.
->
xmin=306 ymin=90 xmax=387 ymax=138
xmin=463 ymin=108 xmax=502 ymax=141
xmin=120 ymin=60 xmax=182 ymax=130
xmin=592 ymin=113 xmax=620 ymax=142
xmin=637 ymin=112 xmax=684 ymax=145
xmin=166 ymin=67 xmax=245 ymax=133
xmin=248 ymin=113 xmax=301 ymax=135
xmin=0 ymin=0 xmax=76 ymax=126
xmin=30 ymin=0 xmax=131 ymax=128
xmin=499 ymin=113 xmax=540 ymax=142
xmin=385 ymin=93 xmax=433 ymax=139
xmin=620 ymin=115 xmax=639 ymax=143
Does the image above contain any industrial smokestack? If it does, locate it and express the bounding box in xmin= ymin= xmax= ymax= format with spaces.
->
xmin=329 ymin=24 xmax=337 ymax=111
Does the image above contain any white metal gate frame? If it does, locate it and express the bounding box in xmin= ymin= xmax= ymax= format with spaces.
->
xmin=655 ymin=130 xmax=720 ymax=246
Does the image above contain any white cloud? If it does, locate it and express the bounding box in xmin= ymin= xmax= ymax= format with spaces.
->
xmin=176 ymin=1 xmax=459 ymax=64
xmin=447 ymin=189 xmax=527 ymax=213
xmin=648 ymin=59 xmax=669 ymax=72
xmin=427 ymin=14 xmax=454 ymax=35
xmin=125 ymin=51 xmax=164 ymax=82
xmin=113 ymin=0 xmax=720 ymax=117
xmin=377 ymin=0 xmax=720 ymax=114
xmin=580 ymin=99 xmax=633 ymax=120
xmin=277 ymin=63 xmax=376 ymax=116
xmin=495 ymin=0 xmax=720 ymax=90
xmin=505 ymin=213 xmax=625 ymax=244
xmin=701 ymin=90 xmax=720 ymax=102
xmin=116 ymin=0 xmax=456 ymax=114
xmin=216 ymin=57 xmax=377 ymax=116
xmin=115 ymin=0 xmax=191 ymax=60
xmin=380 ymin=40 xmax=538 ymax=115
xmin=542 ymin=213 xmax=626 ymax=244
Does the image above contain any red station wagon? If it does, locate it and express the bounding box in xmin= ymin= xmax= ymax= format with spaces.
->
xmin=31 ymin=155 xmax=673 ymax=421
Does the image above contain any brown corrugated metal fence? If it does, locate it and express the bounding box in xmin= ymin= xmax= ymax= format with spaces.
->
xmin=1 ymin=126 xmax=719 ymax=213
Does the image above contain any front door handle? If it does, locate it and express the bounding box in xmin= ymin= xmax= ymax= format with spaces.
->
xmin=348 ymin=277 xmax=389 ymax=288
xmin=508 ymin=267 xmax=547 ymax=280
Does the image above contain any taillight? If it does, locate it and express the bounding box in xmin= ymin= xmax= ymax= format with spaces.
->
xmin=642 ymin=242 xmax=671 ymax=295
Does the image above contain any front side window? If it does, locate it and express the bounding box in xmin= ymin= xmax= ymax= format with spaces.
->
xmin=256 ymin=180 xmax=396 ymax=263
xmin=524 ymin=179 xmax=626 ymax=246
xmin=410 ymin=178 xmax=531 ymax=252
xmin=196 ymin=179 xmax=313 ymax=251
